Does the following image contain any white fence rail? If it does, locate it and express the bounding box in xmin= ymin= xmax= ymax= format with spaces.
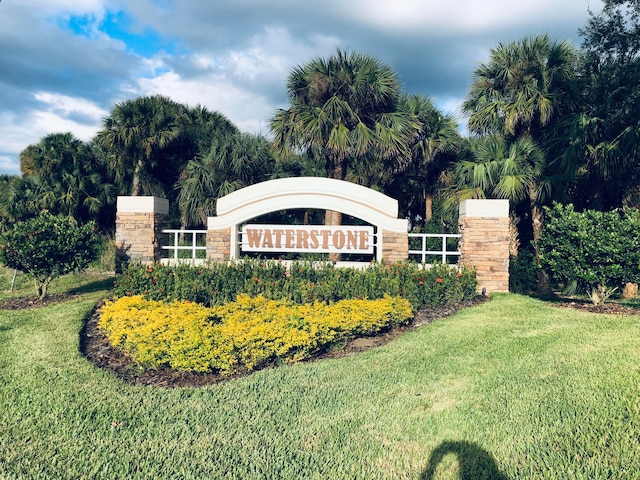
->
xmin=408 ymin=233 xmax=461 ymax=264
xmin=161 ymin=229 xmax=460 ymax=265
xmin=161 ymin=229 xmax=207 ymax=262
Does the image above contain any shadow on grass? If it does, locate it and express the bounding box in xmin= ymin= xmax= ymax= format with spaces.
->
xmin=69 ymin=276 xmax=115 ymax=295
xmin=421 ymin=440 xmax=510 ymax=480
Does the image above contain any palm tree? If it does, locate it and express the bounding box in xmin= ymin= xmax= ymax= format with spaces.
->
xmin=0 ymin=175 xmax=46 ymax=232
xmin=176 ymin=133 xmax=276 ymax=228
xmin=17 ymin=133 xmax=112 ymax=225
xmin=270 ymin=49 xmax=418 ymax=227
xmin=387 ymin=94 xmax=461 ymax=228
xmin=463 ymin=34 xmax=579 ymax=141
xmin=463 ymin=35 xmax=579 ymax=292
xmin=449 ymin=135 xmax=556 ymax=289
xmin=95 ymin=95 xmax=185 ymax=197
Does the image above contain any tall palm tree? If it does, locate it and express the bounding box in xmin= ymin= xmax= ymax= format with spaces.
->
xmin=463 ymin=35 xmax=579 ymax=292
xmin=95 ymin=95 xmax=185 ymax=197
xmin=463 ymin=34 xmax=579 ymax=141
xmin=270 ymin=49 xmax=418 ymax=227
xmin=176 ymin=133 xmax=276 ymax=228
xmin=389 ymin=94 xmax=461 ymax=227
xmin=17 ymin=133 xmax=111 ymax=224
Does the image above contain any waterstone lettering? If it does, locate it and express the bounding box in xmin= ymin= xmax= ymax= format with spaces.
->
xmin=242 ymin=225 xmax=374 ymax=254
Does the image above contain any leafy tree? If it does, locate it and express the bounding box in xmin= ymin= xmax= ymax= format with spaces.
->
xmin=557 ymin=0 xmax=640 ymax=210
xmin=538 ymin=203 xmax=640 ymax=304
xmin=383 ymin=95 xmax=461 ymax=228
xmin=0 ymin=212 xmax=100 ymax=300
xmin=95 ymin=95 xmax=186 ymax=197
xmin=18 ymin=132 xmax=113 ymax=226
xmin=270 ymin=49 xmax=418 ymax=227
xmin=176 ymin=133 xmax=276 ymax=227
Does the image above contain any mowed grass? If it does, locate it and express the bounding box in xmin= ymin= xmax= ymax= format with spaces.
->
xmin=1 ymin=282 xmax=639 ymax=478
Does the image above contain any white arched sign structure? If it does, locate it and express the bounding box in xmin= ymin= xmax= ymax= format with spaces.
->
xmin=207 ymin=177 xmax=409 ymax=262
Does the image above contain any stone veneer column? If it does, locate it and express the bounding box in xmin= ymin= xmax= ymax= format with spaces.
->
xmin=206 ymin=227 xmax=232 ymax=262
xmin=115 ymin=196 xmax=169 ymax=269
xmin=381 ymin=230 xmax=408 ymax=263
xmin=458 ymin=199 xmax=510 ymax=293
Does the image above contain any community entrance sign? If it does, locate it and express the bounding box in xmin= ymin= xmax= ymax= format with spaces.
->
xmin=115 ymin=183 xmax=511 ymax=292
xmin=206 ymin=177 xmax=409 ymax=263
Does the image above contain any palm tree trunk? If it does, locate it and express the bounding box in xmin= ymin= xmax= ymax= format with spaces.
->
xmin=131 ymin=157 xmax=144 ymax=196
xmin=326 ymin=158 xmax=345 ymax=261
xmin=425 ymin=195 xmax=433 ymax=223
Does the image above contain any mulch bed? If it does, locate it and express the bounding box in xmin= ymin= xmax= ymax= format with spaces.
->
xmin=0 ymin=292 xmax=77 ymax=310
xmin=552 ymin=299 xmax=640 ymax=316
xmin=77 ymin=295 xmax=489 ymax=388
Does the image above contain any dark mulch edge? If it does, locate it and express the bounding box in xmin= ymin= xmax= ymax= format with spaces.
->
xmin=79 ymin=295 xmax=489 ymax=388
xmin=550 ymin=299 xmax=640 ymax=316
xmin=0 ymin=292 xmax=78 ymax=310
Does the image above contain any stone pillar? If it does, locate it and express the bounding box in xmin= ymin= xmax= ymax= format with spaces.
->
xmin=458 ymin=199 xmax=510 ymax=294
xmin=115 ymin=196 xmax=169 ymax=270
xmin=381 ymin=230 xmax=408 ymax=263
xmin=206 ymin=227 xmax=232 ymax=262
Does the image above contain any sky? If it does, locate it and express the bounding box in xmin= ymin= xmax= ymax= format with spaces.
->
xmin=0 ymin=0 xmax=603 ymax=175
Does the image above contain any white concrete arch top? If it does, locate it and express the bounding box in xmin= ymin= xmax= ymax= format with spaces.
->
xmin=208 ymin=177 xmax=408 ymax=233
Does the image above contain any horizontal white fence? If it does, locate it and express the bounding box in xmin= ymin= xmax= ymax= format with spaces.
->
xmin=160 ymin=229 xmax=460 ymax=265
xmin=407 ymin=233 xmax=461 ymax=264
xmin=161 ymin=229 xmax=207 ymax=264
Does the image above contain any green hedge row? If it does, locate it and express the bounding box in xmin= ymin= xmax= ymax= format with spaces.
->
xmin=113 ymin=260 xmax=477 ymax=309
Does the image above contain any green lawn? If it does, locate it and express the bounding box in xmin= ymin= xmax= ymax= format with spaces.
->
xmin=1 ymin=283 xmax=639 ymax=479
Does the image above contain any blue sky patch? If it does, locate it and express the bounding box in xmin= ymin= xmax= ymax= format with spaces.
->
xmin=61 ymin=9 xmax=177 ymax=58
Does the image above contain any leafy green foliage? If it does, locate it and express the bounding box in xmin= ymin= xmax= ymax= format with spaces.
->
xmin=112 ymin=260 xmax=477 ymax=309
xmin=99 ymin=294 xmax=414 ymax=374
xmin=0 ymin=212 xmax=100 ymax=299
xmin=509 ymin=247 xmax=538 ymax=294
xmin=18 ymin=132 xmax=114 ymax=228
xmin=538 ymin=203 xmax=640 ymax=304
xmin=571 ymin=0 xmax=640 ymax=209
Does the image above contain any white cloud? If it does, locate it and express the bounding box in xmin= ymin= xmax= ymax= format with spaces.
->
xmin=338 ymin=0 xmax=598 ymax=34
xmin=0 ymin=93 xmax=108 ymax=175
xmin=0 ymin=155 xmax=20 ymax=176
xmin=135 ymin=26 xmax=341 ymax=134
xmin=32 ymin=92 xmax=108 ymax=141
xmin=137 ymin=71 xmax=274 ymax=134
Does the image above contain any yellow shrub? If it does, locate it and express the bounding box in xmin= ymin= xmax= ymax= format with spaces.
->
xmin=99 ymin=294 xmax=413 ymax=374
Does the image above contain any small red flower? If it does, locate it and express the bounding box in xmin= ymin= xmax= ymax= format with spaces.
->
xmin=419 ymin=281 xmax=424 ymax=285
xmin=436 ymin=278 xmax=442 ymax=283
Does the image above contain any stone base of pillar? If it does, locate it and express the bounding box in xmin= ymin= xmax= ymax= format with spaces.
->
xmin=458 ymin=200 xmax=510 ymax=294
xmin=381 ymin=230 xmax=408 ymax=264
xmin=207 ymin=227 xmax=232 ymax=262
xmin=115 ymin=196 xmax=169 ymax=270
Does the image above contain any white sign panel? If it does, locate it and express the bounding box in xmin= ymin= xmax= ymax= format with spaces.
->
xmin=242 ymin=224 xmax=375 ymax=254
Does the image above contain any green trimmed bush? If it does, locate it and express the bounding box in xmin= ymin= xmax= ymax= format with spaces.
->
xmin=538 ymin=203 xmax=640 ymax=304
xmin=0 ymin=212 xmax=100 ymax=299
xmin=112 ymin=260 xmax=477 ymax=309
